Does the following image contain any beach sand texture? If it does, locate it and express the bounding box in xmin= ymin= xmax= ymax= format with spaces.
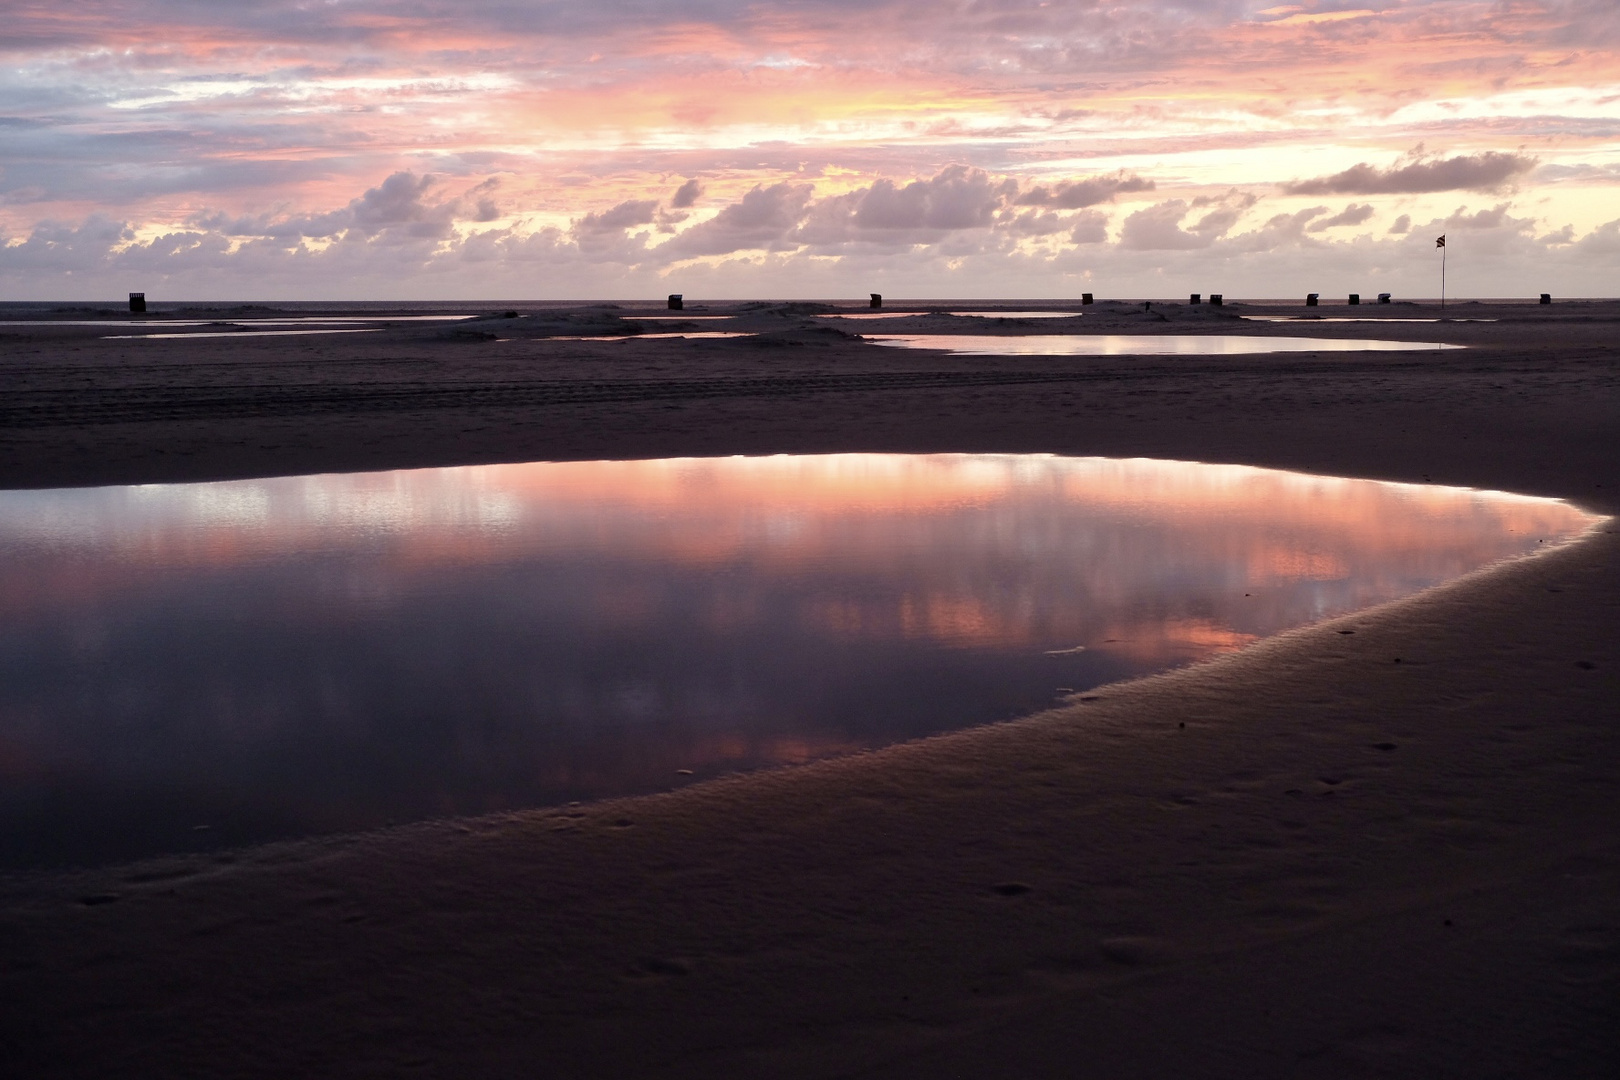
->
xmin=1 ymin=300 xmax=1616 ymax=1077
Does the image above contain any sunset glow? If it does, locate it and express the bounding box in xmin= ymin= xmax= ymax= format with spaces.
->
xmin=2 ymin=1 xmax=1617 ymax=298
xmin=0 ymin=452 xmax=1597 ymax=866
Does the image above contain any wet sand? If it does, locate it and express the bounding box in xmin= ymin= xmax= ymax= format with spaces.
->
xmin=2 ymin=300 xmax=1617 ymax=1076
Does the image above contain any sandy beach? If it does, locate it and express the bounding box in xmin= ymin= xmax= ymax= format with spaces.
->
xmin=1 ymin=300 xmax=1616 ymax=1077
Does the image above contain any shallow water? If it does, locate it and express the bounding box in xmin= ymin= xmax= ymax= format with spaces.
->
xmin=555 ymin=331 xmax=755 ymax=340
xmin=866 ymin=334 xmax=1462 ymax=355
xmin=104 ymin=328 xmax=387 ymax=340
xmin=822 ymin=311 xmax=1084 ymax=320
xmin=1 ymin=315 xmax=473 ymax=328
xmin=945 ymin=311 xmax=1086 ymax=319
xmin=1241 ymin=316 xmax=1497 ymax=324
xmin=0 ymin=454 xmax=1593 ymax=870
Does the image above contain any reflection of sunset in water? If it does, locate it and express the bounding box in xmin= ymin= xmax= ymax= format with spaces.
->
xmin=0 ymin=454 xmax=1600 ymax=870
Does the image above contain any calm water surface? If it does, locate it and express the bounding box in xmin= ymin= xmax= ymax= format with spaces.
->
xmin=821 ymin=311 xmax=1085 ymax=320
xmin=0 ymin=454 xmax=1594 ymax=870
xmin=866 ymin=334 xmax=1462 ymax=355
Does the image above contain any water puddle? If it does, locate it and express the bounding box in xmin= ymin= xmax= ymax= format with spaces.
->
xmin=866 ymin=334 xmax=1463 ymax=355
xmin=0 ymin=454 xmax=1593 ymax=869
xmin=104 ymin=329 xmax=387 ymax=340
xmin=3 ymin=316 xmax=474 ymax=328
xmin=1242 ymin=316 xmax=1497 ymax=324
xmin=553 ymin=332 xmax=756 ymax=341
xmin=946 ymin=311 xmax=1086 ymax=319
xmin=823 ymin=311 xmax=1085 ymax=320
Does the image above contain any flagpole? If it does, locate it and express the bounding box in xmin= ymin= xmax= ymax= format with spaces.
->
xmin=1437 ymin=234 xmax=1447 ymax=311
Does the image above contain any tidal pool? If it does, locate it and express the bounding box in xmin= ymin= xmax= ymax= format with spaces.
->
xmin=823 ymin=311 xmax=1084 ymax=320
xmin=1241 ymin=316 xmax=1497 ymax=324
xmin=0 ymin=316 xmax=474 ymax=327
xmin=866 ymin=334 xmax=1462 ymax=355
xmin=104 ymin=329 xmax=387 ymax=340
xmin=0 ymin=454 xmax=1594 ymax=870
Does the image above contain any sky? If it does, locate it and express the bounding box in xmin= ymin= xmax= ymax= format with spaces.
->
xmin=2 ymin=0 xmax=1618 ymax=300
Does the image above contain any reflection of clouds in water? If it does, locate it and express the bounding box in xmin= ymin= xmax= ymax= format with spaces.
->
xmin=865 ymin=335 xmax=1465 ymax=356
xmin=0 ymin=455 xmax=1598 ymax=654
xmin=137 ymin=483 xmax=272 ymax=529
xmin=4 ymin=452 xmax=1591 ymax=553
xmin=1081 ymin=620 xmax=1260 ymax=665
xmin=299 ymin=471 xmax=525 ymax=536
xmin=0 ymin=452 xmax=1604 ymax=870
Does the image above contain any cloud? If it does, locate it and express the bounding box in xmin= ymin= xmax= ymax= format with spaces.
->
xmin=1069 ymin=210 xmax=1109 ymax=245
xmin=1119 ymin=201 xmax=1213 ymax=250
xmin=587 ymin=165 xmax=1131 ymax=260
xmin=849 ymin=165 xmax=1014 ymax=231
xmin=1225 ymin=206 xmax=1328 ymax=252
xmin=5 ymin=162 xmax=1617 ymax=304
xmin=795 ymin=165 xmax=1015 ymax=246
xmin=658 ymin=181 xmax=815 ymax=258
xmin=577 ymin=199 xmax=659 ymax=233
xmin=1534 ymin=162 xmax=1620 ymax=185
xmin=1439 ymin=203 xmax=1532 ymax=232
xmin=1388 ymin=214 xmax=1411 ymax=235
xmin=1283 ymin=152 xmax=1537 ymax=196
xmin=349 ymin=172 xmax=438 ymax=233
xmin=189 ymin=172 xmax=501 ymax=242
xmin=1188 ymin=191 xmax=1259 ymax=237
xmin=1121 ymin=190 xmax=1257 ymax=250
xmin=1120 ymin=191 xmax=1257 ymax=251
xmin=0 ymin=214 xmax=133 ymax=271
xmin=1 ymin=0 xmax=1610 ymax=309
xmin=670 ymin=179 xmax=704 ymax=208
xmin=1573 ymin=218 xmax=1620 ymax=255
xmin=1001 ymin=210 xmax=1075 ymax=237
xmin=1014 ymin=173 xmax=1154 ymax=209
xmin=1306 ymin=203 xmax=1375 ymax=232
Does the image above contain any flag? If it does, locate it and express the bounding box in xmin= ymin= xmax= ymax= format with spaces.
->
xmin=1436 ymin=235 xmax=1446 ymax=248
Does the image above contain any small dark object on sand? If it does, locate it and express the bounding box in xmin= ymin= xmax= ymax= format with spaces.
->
xmin=1306 ymin=293 xmax=1319 ymax=306
xmin=632 ymin=957 xmax=690 ymax=977
xmin=1349 ymin=293 xmax=1361 ymax=305
xmin=870 ymin=293 xmax=882 ymax=309
xmin=1190 ymin=293 xmax=1201 ymax=304
xmin=1210 ymin=294 xmax=1223 ymax=306
xmin=128 ymin=292 xmax=146 ymax=313
xmin=1541 ymin=293 xmax=1552 ymax=304
xmin=1081 ymin=292 xmax=1093 ymax=304
xmin=667 ymin=294 xmax=683 ymax=310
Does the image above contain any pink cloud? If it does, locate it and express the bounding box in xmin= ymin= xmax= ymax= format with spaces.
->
xmin=0 ymin=1 xmax=1615 ymax=296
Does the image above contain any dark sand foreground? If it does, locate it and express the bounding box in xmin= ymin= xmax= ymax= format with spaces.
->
xmin=1 ymin=300 xmax=1616 ymax=1077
